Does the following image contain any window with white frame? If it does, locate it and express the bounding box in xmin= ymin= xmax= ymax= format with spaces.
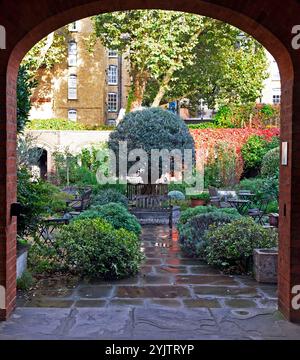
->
xmin=68 ymin=41 xmax=77 ymax=67
xmin=107 ymin=119 xmax=117 ymax=126
xmin=69 ymin=21 xmax=79 ymax=32
xmin=68 ymin=74 xmax=77 ymax=100
xmin=273 ymin=94 xmax=281 ymax=104
xmin=68 ymin=109 xmax=77 ymax=121
xmin=107 ymin=93 xmax=118 ymax=112
xmin=108 ymin=65 xmax=118 ymax=85
xmin=108 ymin=49 xmax=118 ymax=58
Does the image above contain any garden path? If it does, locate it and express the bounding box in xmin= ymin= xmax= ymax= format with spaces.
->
xmin=1 ymin=226 xmax=300 ymax=339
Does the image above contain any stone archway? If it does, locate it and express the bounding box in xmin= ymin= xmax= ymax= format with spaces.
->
xmin=0 ymin=0 xmax=299 ymax=322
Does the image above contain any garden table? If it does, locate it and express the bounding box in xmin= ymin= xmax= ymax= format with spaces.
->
xmin=238 ymin=192 xmax=256 ymax=201
xmin=228 ymin=199 xmax=251 ymax=215
xmin=38 ymin=217 xmax=70 ymax=244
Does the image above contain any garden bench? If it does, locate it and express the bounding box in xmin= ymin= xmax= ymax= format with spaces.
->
xmin=65 ymin=188 xmax=92 ymax=216
xmin=129 ymin=194 xmax=174 ymax=227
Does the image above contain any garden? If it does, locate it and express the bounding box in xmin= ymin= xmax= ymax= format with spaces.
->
xmin=17 ymin=106 xmax=280 ymax=293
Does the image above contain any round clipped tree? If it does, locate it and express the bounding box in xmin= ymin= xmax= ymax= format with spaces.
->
xmin=108 ymin=108 xmax=195 ymax=185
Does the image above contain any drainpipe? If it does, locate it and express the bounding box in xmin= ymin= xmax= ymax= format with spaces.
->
xmin=118 ymin=53 xmax=122 ymax=111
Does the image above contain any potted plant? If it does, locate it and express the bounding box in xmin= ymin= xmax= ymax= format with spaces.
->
xmin=269 ymin=213 xmax=279 ymax=228
xmin=189 ymin=193 xmax=210 ymax=207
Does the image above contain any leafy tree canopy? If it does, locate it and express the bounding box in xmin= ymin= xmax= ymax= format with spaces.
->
xmin=93 ymin=10 xmax=268 ymax=110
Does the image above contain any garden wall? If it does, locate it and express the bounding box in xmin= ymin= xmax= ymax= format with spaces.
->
xmin=26 ymin=127 xmax=280 ymax=177
xmin=190 ymin=127 xmax=280 ymax=180
xmin=25 ymin=130 xmax=112 ymax=172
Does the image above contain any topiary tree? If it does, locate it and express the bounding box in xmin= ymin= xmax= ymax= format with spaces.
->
xmin=261 ymin=147 xmax=280 ymax=178
xmin=108 ymin=108 xmax=195 ymax=185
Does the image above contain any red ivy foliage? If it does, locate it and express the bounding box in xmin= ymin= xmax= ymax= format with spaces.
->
xmin=190 ymin=127 xmax=280 ymax=181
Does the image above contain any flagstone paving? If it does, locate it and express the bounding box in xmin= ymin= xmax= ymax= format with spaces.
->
xmin=15 ymin=225 xmax=279 ymax=309
xmin=1 ymin=225 xmax=300 ymax=339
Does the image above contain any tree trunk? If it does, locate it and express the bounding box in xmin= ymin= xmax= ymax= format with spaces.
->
xmin=130 ymin=72 xmax=148 ymax=111
xmin=151 ymin=69 xmax=174 ymax=107
xmin=35 ymin=32 xmax=55 ymax=71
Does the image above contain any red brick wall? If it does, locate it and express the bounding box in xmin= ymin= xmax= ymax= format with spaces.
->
xmin=0 ymin=0 xmax=300 ymax=321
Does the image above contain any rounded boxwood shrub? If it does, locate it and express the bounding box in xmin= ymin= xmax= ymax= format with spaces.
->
xmin=75 ymin=202 xmax=142 ymax=236
xmin=56 ymin=218 xmax=144 ymax=279
xmin=108 ymin=108 xmax=195 ymax=183
xmin=204 ymin=217 xmax=278 ymax=273
xmin=261 ymin=147 xmax=280 ymax=178
xmin=178 ymin=205 xmax=240 ymax=231
xmin=179 ymin=212 xmax=240 ymax=259
xmin=168 ymin=190 xmax=185 ymax=200
xmin=91 ymin=189 xmax=128 ymax=208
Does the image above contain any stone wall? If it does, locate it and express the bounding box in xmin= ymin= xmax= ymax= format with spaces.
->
xmin=25 ymin=129 xmax=112 ymax=172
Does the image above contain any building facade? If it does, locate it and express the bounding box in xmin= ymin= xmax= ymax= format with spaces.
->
xmin=260 ymin=51 xmax=281 ymax=105
xmin=29 ymin=17 xmax=131 ymax=126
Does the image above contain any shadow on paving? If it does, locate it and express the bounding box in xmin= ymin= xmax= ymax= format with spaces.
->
xmin=1 ymin=225 xmax=296 ymax=340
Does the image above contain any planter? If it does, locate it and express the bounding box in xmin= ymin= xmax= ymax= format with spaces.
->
xmin=253 ymin=248 xmax=278 ymax=284
xmin=17 ymin=245 xmax=28 ymax=279
xmin=269 ymin=213 xmax=279 ymax=228
xmin=191 ymin=199 xmax=207 ymax=207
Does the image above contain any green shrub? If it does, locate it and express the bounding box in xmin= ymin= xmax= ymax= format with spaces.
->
xmin=92 ymin=182 xmax=127 ymax=195
xmin=241 ymin=135 xmax=267 ymax=171
xmin=266 ymin=200 xmax=279 ymax=214
xmin=76 ymin=203 xmax=142 ymax=236
xmin=91 ymin=189 xmax=128 ymax=208
xmin=179 ymin=212 xmax=239 ymax=258
xmin=27 ymin=118 xmax=86 ymax=130
xmin=17 ymin=167 xmax=68 ymax=237
xmin=26 ymin=118 xmax=115 ymax=131
xmin=204 ymin=141 xmax=239 ymax=188
xmin=17 ymin=271 xmax=34 ymax=291
xmin=178 ymin=205 xmax=240 ymax=229
xmin=168 ymin=191 xmax=185 ymax=200
xmin=261 ymin=147 xmax=280 ymax=178
xmin=17 ymin=65 xmax=37 ymax=133
xmin=55 ymin=218 xmax=144 ymax=279
xmin=188 ymin=193 xmax=210 ymax=201
xmin=241 ymin=135 xmax=280 ymax=174
xmin=238 ymin=176 xmax=279 ymax=204
xmin=204 ymin=217 xmax=278 ymax=273
xmin=28 ymin=240 xmax=64 ymax=273
xmin=214 ymin=105 xmax=235 ymax=128
xmin=108 ymin=108 xmax=195 ymax=183
xmin=188 ymin=123 xmax=218 ymax=130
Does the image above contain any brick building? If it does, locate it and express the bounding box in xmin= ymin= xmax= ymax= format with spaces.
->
xmin=29 ymin=17 xmax=131 ymax=126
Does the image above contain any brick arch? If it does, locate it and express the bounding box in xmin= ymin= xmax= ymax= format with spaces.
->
xmin=1 ymin=0 xmax=300 ymax=322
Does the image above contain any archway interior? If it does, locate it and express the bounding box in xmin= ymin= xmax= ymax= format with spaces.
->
xmin=2 ymin=0 xmax=296 ymax=322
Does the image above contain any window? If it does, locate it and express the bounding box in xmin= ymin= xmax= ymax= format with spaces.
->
xmin=108 ymin=65 xmax=118 ymax=85
xmin=107 ymin=119 xmax=116 ymax=126
xmin=68 ymin=41 xmax=77 ymax=67
xmin=68 ymin=109 xmax=77 ymax=121
xmin=107 ymin=93 xmax=118 ymax=112
xmin=108 ymin=49 xmax=118 ymax=58
xmin=273 ymin=94 xmax=281 ymax=104
xmin=68 ymin=74 xmax=77 ymax=100
xmin=69 ymin=21 xmax=79 ymax=32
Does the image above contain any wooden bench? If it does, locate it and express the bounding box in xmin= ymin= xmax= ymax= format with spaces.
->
xmin=65 ymin=188 xmax=92 ymax=216
xmin=128 ymin=185 xmax=174 ymax=227
xmin=130 ymin=195 xmax=173 ymax=227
